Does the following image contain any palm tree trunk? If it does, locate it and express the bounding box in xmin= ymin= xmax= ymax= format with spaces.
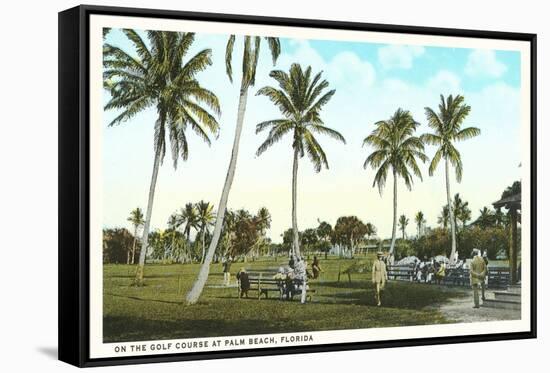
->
xmin=291 ymin=146 xmax=301 ymax=260
xmin=389 ymin=170 xmax=398 ymax=258
xmin=135 ymin=141 xmax=162 ymax=284
xmin=445 ymin=158 xmax=458 ymax=264
xmin=131 ymin=226 xmax=138 ymax=264
xmin=201 ymin=229 xmax=206 ymax=264
xmin=186 ymin=86 xmax=249 ymax=304
xmin=291 ymin=146 xmax=307 ymax=303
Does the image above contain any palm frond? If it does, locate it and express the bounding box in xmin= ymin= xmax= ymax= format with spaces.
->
xmin=310 ymin=124 xmax=346 ymax=144
xmin=455 ymin=126 xmax=481 ymax=141
xmin=265 ymin=37 xmax=281 ymax=65
xmin=225 ymin=35 xmax=235 ymax=82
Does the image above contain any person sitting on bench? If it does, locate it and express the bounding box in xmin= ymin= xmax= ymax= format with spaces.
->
xmin=236 ymin=268 xmax=251 ymax=298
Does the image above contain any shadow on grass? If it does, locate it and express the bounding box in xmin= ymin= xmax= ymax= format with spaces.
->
xmin=105 ymin=292 xmax=183 ymax=305
xmin=317 ymin=280 xmax=370 ymax=289
xmin=103 ymin=315 xmax=304 ymax=343
xmin=337 ymin=284 xmax=463 ymax=309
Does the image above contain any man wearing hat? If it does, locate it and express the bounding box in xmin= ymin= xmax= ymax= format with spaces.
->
xmin=470 ymin=248 xmax=487 ymax=308
xmin=372 ymin=252 xmax=388 ymax=306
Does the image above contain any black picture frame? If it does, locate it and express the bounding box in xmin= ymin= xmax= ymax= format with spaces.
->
xmin=58 ymin=4 xmax=537 ymax=367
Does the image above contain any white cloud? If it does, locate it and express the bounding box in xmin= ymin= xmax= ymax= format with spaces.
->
xmin=378 ymin=45 xmax=425 ymax=70
xmin=465 ymin=49 xmax=507 ymax=78
xmin=427 ymin=70 xmax=461 ymax=94
xmin=278 ymin=40 xmax=376 ymax=90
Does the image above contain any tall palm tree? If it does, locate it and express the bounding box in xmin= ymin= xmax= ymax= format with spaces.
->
xmin=398 ymin=214 xmax=409 ymax=240
xmin=221 ymin=209 xmax=237 ymax=258
xmin=438 ymin=205 xmax=450 ymax=228
xmin=253 ymin=207 xmax=272 ymax=257
xmin=167 ymin=213 xmax=179 ymax=260
xmin=186 ymin=35 xmax=281 ymax=304
xmin=177 ymin=203 xmax=199 ymax=242
xmin=255 ymin=63 xmax=346 ymax=260
xmin=104 ymin=30 xmax=221 ymax=284
xmin=127 ymin=207 xmax=145 ymax=264
xmin=453 ymin=193 xmax=471 ymax=230
xmin=423 ymin=94 xmax=480 ymax=264
xmin=195 ymin=201 xmax=215 ymax=263
xmin=363 ymin=108 xmax=428 ymax=257
xmin=414 ymin=211 xmax=426 ymax=237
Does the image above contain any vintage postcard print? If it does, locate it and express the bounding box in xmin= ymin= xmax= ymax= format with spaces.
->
xmin=63 ymin=6 xmax=535 ymax=365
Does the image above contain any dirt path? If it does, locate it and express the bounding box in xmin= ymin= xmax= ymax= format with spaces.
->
xmin=437 ymin=293 xmax=520 ymax=323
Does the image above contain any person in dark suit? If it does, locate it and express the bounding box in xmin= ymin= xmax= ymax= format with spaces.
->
xmin=236 ymin=268 xmax=250 ymax=298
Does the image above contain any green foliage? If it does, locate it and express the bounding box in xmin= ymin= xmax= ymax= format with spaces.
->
xmin=363 ymin=108 xmax=428 ymax=193
xmin=410 ymin=226 xmax=509 ymax=260
xmin=255 ymin=63 xmax=346 ymax=172
xmin=333 ymin=216 xmax=368 ymax=255
xmin=422 ymin=94 xmax=480 ymax=182
xmin=103 ymin=228 xmax=138 ymax=264
xmin=225 ymin=35 xmax=280 ymax=88
xmin=398 ymin=214 xmax=409 ymax=239
xmin=414 ymin=211 xmax=426 ymax=237
xmin=103 ymin=30 xmax=221 ymax=168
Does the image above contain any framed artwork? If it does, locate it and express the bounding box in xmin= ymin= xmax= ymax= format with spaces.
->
xmin=58 ymin=4 xmax=537 ymax=367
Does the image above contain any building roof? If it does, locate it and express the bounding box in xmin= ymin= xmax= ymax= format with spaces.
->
xmin=493 ymin=193 xmax=521 ymax=209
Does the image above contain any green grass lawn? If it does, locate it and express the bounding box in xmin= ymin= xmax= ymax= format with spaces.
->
xmin=103 ymin=256 xmax=465 ymax=343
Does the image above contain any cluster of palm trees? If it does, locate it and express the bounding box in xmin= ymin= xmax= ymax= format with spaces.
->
xmin=437 ymin=193 xmax=472 ymax=230
xmin=394 ymin=193 xmax=508 ymax=243
xmin=279 ymin=217 xmax=377 ymax=259
xmin=363 ymin=95 xmax=480 ymax=264
xmin=104 ymin=28 xmax=480 ymax=304
xmin=126 ymin=202 xmax=272 ymax=264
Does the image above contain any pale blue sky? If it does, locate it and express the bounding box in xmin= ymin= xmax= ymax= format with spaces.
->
xmin=102 ymin=29 xmax=522 ymax=242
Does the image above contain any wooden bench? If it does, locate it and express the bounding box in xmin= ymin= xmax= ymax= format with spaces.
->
xmin=442 ymin=266 xmax=510 ymax=289
xmin=237 ymin=272 xmax=316 ymax=301
xmin=487 ymin=267 xmax=510 ymax=289
xmin=390 ymin=265 xmax=510 ymax=289
xmin=387 ymin=265 xmax=415 ymax=281
xmin=441 ymin=268 xmax=470 ymax=286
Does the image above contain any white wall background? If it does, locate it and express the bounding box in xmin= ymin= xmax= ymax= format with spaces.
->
xmin=0 ymin=0 xmax=547 ymax=371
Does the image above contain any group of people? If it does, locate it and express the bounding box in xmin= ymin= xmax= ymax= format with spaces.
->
xmin=225 ymin=255 xmax=324 ymax=302
xmin=224 ymin=249 xmax=489 ymax=309
xmin=372 ymin=249 xmax=490 ymax=308
xmin=411 ymin=258 xmax=448 ymax=284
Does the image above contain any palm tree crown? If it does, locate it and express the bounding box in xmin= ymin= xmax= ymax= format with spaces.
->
xmin=225 ymin=35 xmax=281 ymax=89
xmin=256 ymin=63 xmax=346 ymax=171
xmin=104 ymin=30 xmax=221 ymax=168
xmin=423 ymin=94 xmax=480 ymax=181
xmin=196 ymin=201 xmax=215 ymax=234
xmin=127 ymin=207 xmax=145 ymax=228
xmin=398 ymin=214 xmax=409 ymax=239
xmin=415 ymin=211 xmax=426 ymax=237
xmin=177 ymin=203 xmax=199 ymax=241
xmin=363 ymin=108 xmax=428 ymax=193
